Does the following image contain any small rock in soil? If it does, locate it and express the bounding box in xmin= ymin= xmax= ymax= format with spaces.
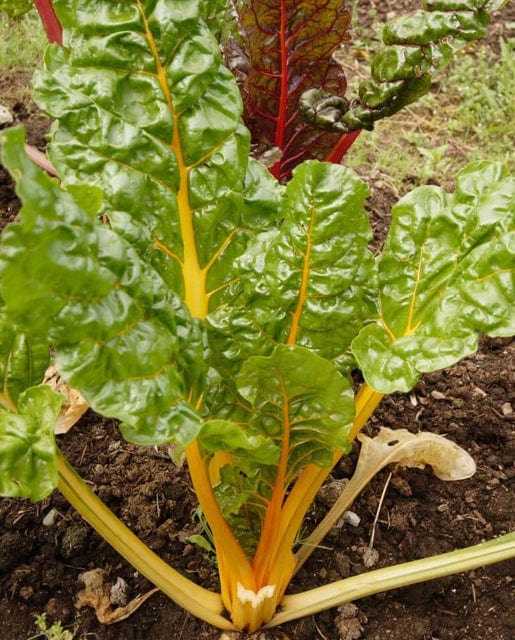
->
xmin=335 ymin=603 xmax=367 ymax=640
xmin=334 ymin=552 xmax=351 ymax=578
xmin=42 ymin=508 xmax=59 ymax=527
xmin=59 ymin=524 xmax=89 ymax=560
xmin=317 ymin=478 xmax=348 ymax=507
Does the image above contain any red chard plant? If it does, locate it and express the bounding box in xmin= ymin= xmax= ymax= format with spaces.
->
xmin=0 ymin=0 xmax=513 ymax=634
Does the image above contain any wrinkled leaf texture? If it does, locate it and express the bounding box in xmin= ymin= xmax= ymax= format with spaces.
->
xmin=2 ymin=0 xmax=286 ymax=448
xmin=352 ymin=161 xmax=515 ymax=393
xmin=303 ymin=0 xmax=500 ymax=134
xmin=207 ymin=345 xmax=355 ymax=554
xmin=36 ymin=0 xmax=277 ymax=319
xmin=230 ymin=0 xmax=353 ymax=180
xmin=209 ymin=160 xmax=376 ymax=375
xmin=1 ymin=0 xmax=361 ymax=479
xmin=1 ymin=126 xmax=206 ymax=446
xmin=0 ymin=385 xmax=63 ymax=501
xmin=0 ymin=306 xmax=49 ymax=410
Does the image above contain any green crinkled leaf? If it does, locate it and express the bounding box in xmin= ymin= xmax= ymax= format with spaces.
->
xmin=0 ymin=307 xmax=49 ymax=410
xmin=35 ymin=0 xmax=276 ymax=313
xmin=208 ymin=161 xmax=375 ymax=374
xmin=301 ymin=0 xmax=499 ymax=134
xmin=383 ymin=9 xmax=489 ymax=46
xmin=200 ymin=420 xmax=279 ymax=465
xmin=352 ymin=161 xmax=515 ymax=393
xmin=0 ymin=385 xmax=63 ymax=502
xmin=0 ymin=127 xmax=204 ymax=446
xmin=214 ymin=464 xmax=266 ymax=556
xmin=237 ymin=345 xmax=354 ymax=476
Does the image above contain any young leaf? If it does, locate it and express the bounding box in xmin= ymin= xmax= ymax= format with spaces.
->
xmin=0 ymin=385 xmax=63 ymax=501
xmin=208 ymin=160 xmax=375 ymax=374
xmin=0 ymin=308 xmax=49 ymax=411
xmin=200 ymin=420 xmax=279 ymax=466
xmin=237 ymin=345 xmax=354 ymax=477
xmin=0 ymin=126 xmax=205 ymax=446
xmin=230 ymin=0 xmax=352 ymax=179
xmin=352 ymin=161 xmax=514 ymax=393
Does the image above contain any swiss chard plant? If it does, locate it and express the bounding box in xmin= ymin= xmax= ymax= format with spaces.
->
xmin=0 ymin=0 xmax=514 ymax=634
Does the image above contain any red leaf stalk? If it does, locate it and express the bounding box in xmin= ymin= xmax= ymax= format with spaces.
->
xmin=325 ymin=130 xmax=362 ymax=164
xmin=33 ymin=0 xmax=63 ymax=45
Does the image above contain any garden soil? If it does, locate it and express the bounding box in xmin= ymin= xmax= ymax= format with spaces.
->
xmin=0 ymin=2 xmax=513 ymax=639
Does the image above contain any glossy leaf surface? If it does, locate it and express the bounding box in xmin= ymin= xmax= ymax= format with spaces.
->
xmin=0 ymin=127 xmax=205 ymax=446
xmin=36 ymin=0 xmax=272 ymax=320
xmin=238 ymin=345 xmax=353 ymax=474
xmin=0 ymin=309 xmax=49 ymax=410
xmin=0 ymin=385 xmax=63 ymax=501
xmin=208 ymin=161 xmax=375 ymax=373
xmin=352 ymin=162 xmax=515 ymax=393
xmin=230 ymin=0 xmax=352 ymax=179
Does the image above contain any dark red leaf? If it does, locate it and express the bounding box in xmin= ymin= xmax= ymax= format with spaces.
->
xmin=230 ymin=0 xmax=355 ymax=180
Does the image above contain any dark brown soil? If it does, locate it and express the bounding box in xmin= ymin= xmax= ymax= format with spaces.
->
xmin=1 ymin=3 xmax=514 ymax=640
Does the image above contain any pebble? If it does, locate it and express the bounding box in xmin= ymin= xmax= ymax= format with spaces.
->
xmin=361 ymin=547 xmax=379 ymax=568
xmin=317 ymin=479 xmax=348 ymax=507
xmin=110 ymin=576 xmax=129 ymax=607
xmin=60 ymin=524 xmax=89 ymax=559
xmin=342 ymin=510 xmax=361 ymax=527
xmin=0 ymin=104 xmax=14 ymax=126
xmin=42 ymin=508 xmax=58 ymax=527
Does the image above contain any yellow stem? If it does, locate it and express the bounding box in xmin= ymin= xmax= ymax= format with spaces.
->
xmin=270 ymin=532 xmax=515 ymax=628
xmin=55 ymin=447 xmax=233 ymax=630
xmin=265 ymin=383 xmax=384 ymax=586
xmin=184 ymin=440 xmax=256 ymax=611
xmin=137 ymin=1 xmax=207 ymax=319
xmin=251 ymin=378 xmax=292 ymax=586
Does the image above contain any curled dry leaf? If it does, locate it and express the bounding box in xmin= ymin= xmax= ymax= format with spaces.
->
xmin=76 ymin=568 xmax=158 ymax=624
xmin=355 ymin=427 xmax=476 ymax=482
xmin=295 ymin=427 xmax=476 ymax=572
xmin=43 ymin=365 xmax=89 ymax=434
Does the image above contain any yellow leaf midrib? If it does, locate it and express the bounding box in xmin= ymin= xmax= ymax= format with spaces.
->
xmin=137 ymin=3 xmax=207 ymax=319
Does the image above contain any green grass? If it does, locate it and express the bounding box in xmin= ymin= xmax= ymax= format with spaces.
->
xmin=0 ymin=10 xmax=47 ymax=71
xmin=345 ymin=38 xmax=515 ymax=190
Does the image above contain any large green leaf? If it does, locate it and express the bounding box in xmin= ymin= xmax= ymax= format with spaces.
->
xmin=34 ymin=0 xmax=277 ymax=318
xmin=0 ymin=307 xmax=49 ymax=410
xmin=352 ymin=161 xmax=514 ymax=393
xmin=208 ymin=161 xmax=375 ymax=374
xmin=0 ymin=385 xmax=63 ymax=502
xmin=237 ymin=345 xmax=354 ymax=476
xmin=229 ymin=0 xmax=351 ymax=180
xmin=0 ymin=127 xmax=204 ymax=445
